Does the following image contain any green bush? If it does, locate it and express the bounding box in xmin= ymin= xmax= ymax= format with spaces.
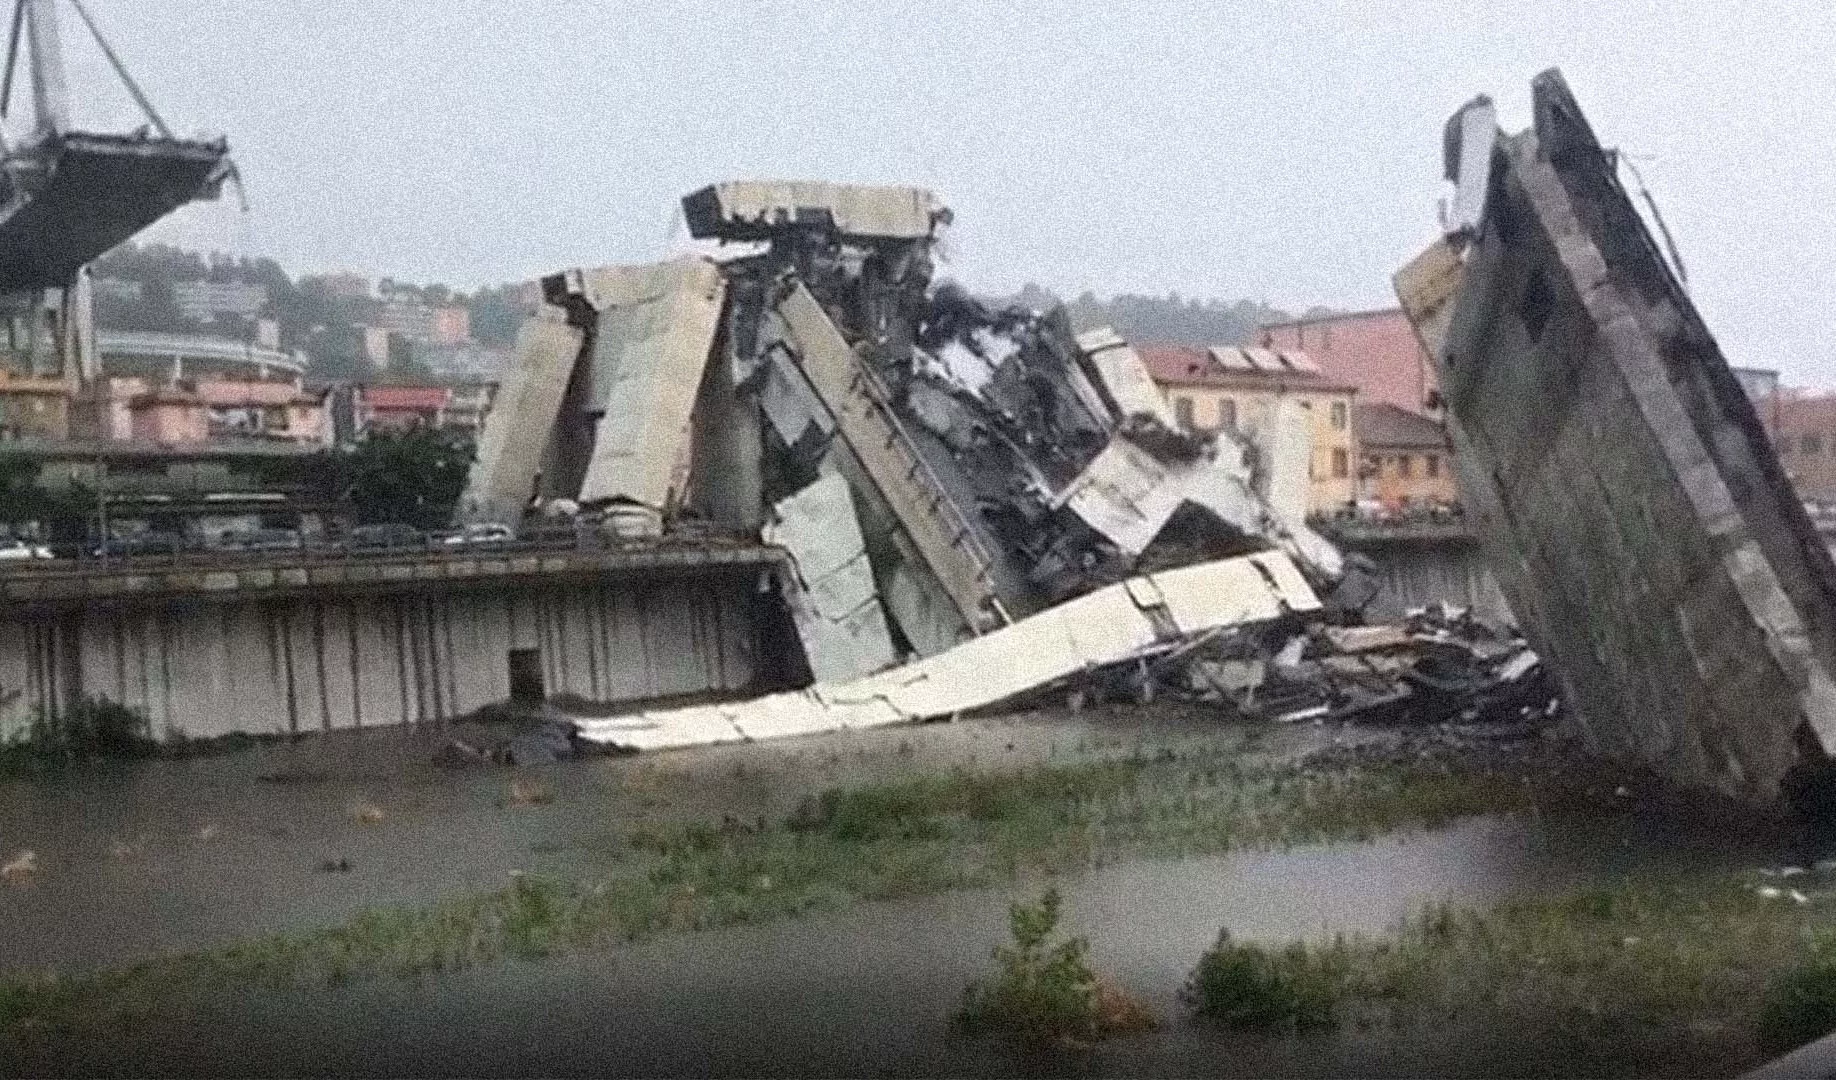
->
xmin=955 ymin=889 xmax=1104 ymax=1044
xmin=1183 ymin=930 xmax=1347 ymax=1033
xmin=1760 ymin=932 xmax=1836 ymax=1052
xmin=18 ymin=696 xmax=157 ymax=760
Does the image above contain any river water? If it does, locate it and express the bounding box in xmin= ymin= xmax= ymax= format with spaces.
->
xmin=6 ymin=811 xmax=1790 ymax=1077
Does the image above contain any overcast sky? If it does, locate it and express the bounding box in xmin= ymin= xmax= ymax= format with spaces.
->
xmin=21 ymin=0 xmax=1836 ymax=382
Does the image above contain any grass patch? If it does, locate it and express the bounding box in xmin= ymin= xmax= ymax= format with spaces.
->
xmin=0 ymin=749 xmax=1532 ymax=1042
xmin=1180 ymin=872 xmax=1836 ymax=1072
xmin=1183 ymin=930 xmax=1349 ymax=1033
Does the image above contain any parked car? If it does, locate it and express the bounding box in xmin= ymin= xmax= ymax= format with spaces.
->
xmin=0 ymin=539 xmax=54 ymax=561
xmin=92 ymin=532 xmax=185 ymax=558
xmin=245 ymin=528 xmax=303 ymax=553
xmin=348 ymin=523 xmax=427 ymax=551
xmin=440 ymin=523 xmax=516 ymax=549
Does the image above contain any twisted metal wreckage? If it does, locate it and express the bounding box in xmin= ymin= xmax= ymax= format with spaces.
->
xmin=458 ymin=178 xmax=1546 ymax=760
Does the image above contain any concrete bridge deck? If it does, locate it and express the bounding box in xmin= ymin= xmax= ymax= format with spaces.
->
xmin=0 ymin=537 xmax=786 ymax=610
xmin=0 ymin=538 xmax=790 ymax=742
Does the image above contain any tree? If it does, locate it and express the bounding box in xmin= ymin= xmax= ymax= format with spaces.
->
xmin=466 ymin=283 xmax=532 ymax=347
xmin=0 ymin=453 xmax=93 ymax=546
xmin=303 ymin=324 xmax=377 ymax=382
xmin=328 ymin=428 xmax=475 ymax=529
xmin=383 ymin=334 xmax=434 ymax=382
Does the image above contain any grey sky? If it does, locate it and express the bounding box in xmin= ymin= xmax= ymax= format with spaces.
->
xmin=30 ymin=0 xmax=1836 ymax=383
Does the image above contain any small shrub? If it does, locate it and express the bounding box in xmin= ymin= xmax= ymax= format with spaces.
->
xmin=956 ymin=888 xmax=1152 ymax=1044
xmin=18 ymin=696 xmax=156 ymax=760
xmin=1183 ymin=930 xmax=1347 ymax=1033
xmin=1760 ymin=933 xmax=1836 ymax=1052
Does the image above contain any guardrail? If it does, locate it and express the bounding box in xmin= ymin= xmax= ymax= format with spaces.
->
xmin=0 ymin=522 xmax=760 ymax=580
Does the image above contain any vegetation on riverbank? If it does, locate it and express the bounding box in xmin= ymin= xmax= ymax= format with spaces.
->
xmin=1182 ymin=869 xmax=1836 ymax=1065
xmin=0 ymin=745 xmax=1531 ymax=1039
xmin=954 ymin=888 xmax=1158 ymax=1045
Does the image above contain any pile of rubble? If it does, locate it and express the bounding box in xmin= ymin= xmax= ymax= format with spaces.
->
xmin=461 ymin=180 xmax=1556 ymax=757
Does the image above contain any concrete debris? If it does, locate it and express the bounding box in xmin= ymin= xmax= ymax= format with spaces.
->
xmin=1143 ymin=601 xmax=1551 ymax=727
xmin=1 ymin=849 xmax=38 ymax=882
xmin=682 ymin=181 xmax=949 ymax=242
xmin=437 ymin=718 xmax=578 ymax=768
xmin=459 ymin=304 xmax=584 ymax=526
xmin=1395 ymin=69 xmax=1836 ymax=806
xmin=574 ymin=258 xmax=727 ymax=518
xmin=573 ymin=551 xmax=1322 ymax=752
xmin=762 ymin=472 xmax=899 ymax=682
xmin=505 ymin=778 xmax=554 ymax=808
xmin=466 ymin=179 xmax=1358 ymax=683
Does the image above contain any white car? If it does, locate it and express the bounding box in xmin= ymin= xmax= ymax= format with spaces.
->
xmin=440 ymin=523 xmax=515 ymax=548
xmin=0 ymin=540 xmax=54 ymax=561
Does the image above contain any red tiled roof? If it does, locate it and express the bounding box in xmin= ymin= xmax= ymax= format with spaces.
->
xmin=1354 ymin=401 xmax=1448 ymax=450
xmin=1137 ymin=343 xmax=1357 ymax=393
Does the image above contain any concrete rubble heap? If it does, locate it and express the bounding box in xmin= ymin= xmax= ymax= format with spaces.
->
xmin=461 ymin=180 xmax=1546 ymax=757
xmin=463 ymin=181 xmax=1353 ymax=670
xmin=1395 ymin=69 xmax=1836 ymax=805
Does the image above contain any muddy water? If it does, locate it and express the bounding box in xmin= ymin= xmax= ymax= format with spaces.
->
xmin=0 ymin=709 xmax=1349 ymax=973
xmin=6 ymin=816 xmax=1780 ymax=1077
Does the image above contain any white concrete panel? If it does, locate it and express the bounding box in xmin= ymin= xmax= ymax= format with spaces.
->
xmin=577 ymin=258 xmax=726 ymax=513
xmin=578 ymin=553 xmax=1311 ymax=753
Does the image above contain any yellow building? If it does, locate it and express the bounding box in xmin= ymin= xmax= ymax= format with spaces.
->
xmin=1140 ymin=344 xmax=1359 ymax=514
xmin=1353 ymin=401 xmax=1459 ymax=510
xmin=0 ymin=370 xmax=71 ymax=441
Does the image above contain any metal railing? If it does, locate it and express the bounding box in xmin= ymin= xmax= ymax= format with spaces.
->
xmin=0 ymin=520 xmax=764 ymax=579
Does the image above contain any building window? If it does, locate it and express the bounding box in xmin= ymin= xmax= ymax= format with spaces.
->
xmin=1332 ymin=448 xmax=1349 ymax=478
xmin=1397 ymin=455 xmax=1414 ymax=479
xmin=1426 ymin=453 xmax=1441 ymax=478
xmin=1174 ymin=396 xmax=1195 ymax=431
xmin=1806 ymin=434 xmax=1824 ymax=455
xmin=1218 ymin=398 xmax=1237 ymax=430
xmin=1330 ymin=401 xmax=1347 ymax=430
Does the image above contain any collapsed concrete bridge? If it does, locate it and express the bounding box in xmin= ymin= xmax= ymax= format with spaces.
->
xmin=1396 ymin=70 xmax=1836 ymax=806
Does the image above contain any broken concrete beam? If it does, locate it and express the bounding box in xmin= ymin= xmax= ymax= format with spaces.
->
xmin=459 ymin=303 xmax=584 ymax=525
xmin=681 ymin=181 xmax=947 ymax=242
xmin=1252 ymin=397 xmax=1312 ymax=527
xmin=574 ymin=257 xmax=727 ymax=518
xmin=1076 ymin=327 xmax=1177 ymax=428
xmin=762 ymin=472 xmax=898 ymax=682
xmin=1394 ymin=69 xmax=1836 ymax=804
xmin=572 ymin=551 xmax=1319 ymax=752
xmin=775 ymin=281 xmax=1008 ymax=633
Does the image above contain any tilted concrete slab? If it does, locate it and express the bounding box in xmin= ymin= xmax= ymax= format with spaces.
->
xmin=573 ymin=551 xmax=1319 ymax=752
xmin=763 ymin=472 xmax=899 ymax=682
xmin=459 ymin=303 xmax=583 ymax=525
xmin=681 ymin=181 xmax=945 ymax=242
xmin=1394 ymin=70 xmax=1836 ymax=804
xmin=775 ymin=282 xmax=1007 ymax=633
xmin=1075 ymin=327 xmax=1177 ymax=427
xmin=576 ymin=258 xmax=727 ymax=515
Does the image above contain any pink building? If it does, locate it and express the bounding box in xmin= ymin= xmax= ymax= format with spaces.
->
xmin=356 ymin=384 xmax=453 ymax=431
xmin=197 ymin=378 xmax=329 ymax=444
xmin=71 ymin=376 xmax=326 ymax=446
xmin=1259 ymin=308 xmax=1438 ymax=417
xmin=128 ymin=389 xmax=209 ymax=445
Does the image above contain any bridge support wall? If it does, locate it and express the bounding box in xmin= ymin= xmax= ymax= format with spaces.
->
xmin=0 ymin=574 xmax=763 ymax=741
